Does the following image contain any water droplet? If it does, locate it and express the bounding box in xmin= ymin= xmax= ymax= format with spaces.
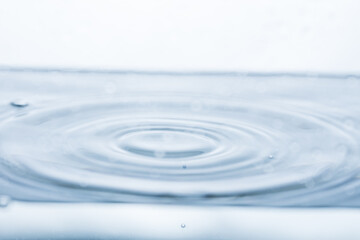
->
xmin=0 ymin=195 xmax=11 ymax=208
xmin=10 ymin=99 xmax=29 ymax=108
xmin=181 ymin=224 xmax=186 ymax=228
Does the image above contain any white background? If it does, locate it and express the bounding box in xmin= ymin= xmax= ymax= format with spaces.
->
xmin=0 ymin=0 xmax=359 ymax=72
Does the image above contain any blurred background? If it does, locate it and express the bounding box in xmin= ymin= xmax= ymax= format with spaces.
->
xmin=0 ymin=0 xmax=359 ymax=73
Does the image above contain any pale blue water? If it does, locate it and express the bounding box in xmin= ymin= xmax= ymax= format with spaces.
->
xmin=0 ymin=68 xmax=360 ymax=239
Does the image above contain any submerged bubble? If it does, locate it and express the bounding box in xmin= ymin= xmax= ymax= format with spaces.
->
xmin=181 ymin=224 xmax=186 ymax=228
xmin=0 ymin=195 xmax=11 ymax=208
xmin=268 ymin=155 xmax=274 ymax=159
xmin=10 ymin=99 xmax=28 ymax=108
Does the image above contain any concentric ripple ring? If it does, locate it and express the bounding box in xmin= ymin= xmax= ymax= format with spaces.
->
xmin=0 ymin=93 xmax=359 ymax=206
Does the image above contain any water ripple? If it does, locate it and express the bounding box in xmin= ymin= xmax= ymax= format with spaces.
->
xmin=1 ymin=71 xmax=360 ymax=207
xmin=0 ymin=91 xmax=359 ymax=207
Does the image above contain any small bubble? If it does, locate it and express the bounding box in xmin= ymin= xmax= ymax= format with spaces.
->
xmin=182 ymin=165 xmax=187 ymax=169
xmin=10 ymin=99 xmax=29 ymax=108
xmin=181 ymin=224 xmax=186 ymax=228
xmin=0 ymin=195 xmax=11 ymax=208
xmin=268 ymin=155 xmax=274 ymax=159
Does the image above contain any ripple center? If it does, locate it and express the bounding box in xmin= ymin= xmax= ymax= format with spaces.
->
xmin=117 ymin=128 xmax=218 ymax=159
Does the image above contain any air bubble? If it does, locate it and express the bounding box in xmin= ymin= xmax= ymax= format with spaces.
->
xmin=181 ymin=224 xmax=186 ymax=228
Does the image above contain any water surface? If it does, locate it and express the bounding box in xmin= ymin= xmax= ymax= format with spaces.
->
xmin=0 ymin=69 xmax=359 ymax=207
